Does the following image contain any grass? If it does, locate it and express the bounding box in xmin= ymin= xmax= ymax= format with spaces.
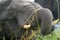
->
xmin=35 ymin=28 xmax=60 ymax=40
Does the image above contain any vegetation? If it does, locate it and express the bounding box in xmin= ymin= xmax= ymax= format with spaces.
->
xmin=34 ymin=29 xmax=60 ymax=40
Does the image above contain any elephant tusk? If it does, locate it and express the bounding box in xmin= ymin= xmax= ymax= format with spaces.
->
xmin=52 ymin=19 xmax=59 ymax=25
xmin=23 ymin=24 xmax=31 ymax=29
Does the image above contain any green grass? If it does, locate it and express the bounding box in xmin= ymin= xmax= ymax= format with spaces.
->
xmin=35 ymin=29 xmax=60 ymax=40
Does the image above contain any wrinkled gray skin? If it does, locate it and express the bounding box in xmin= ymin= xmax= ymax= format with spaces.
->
xmin=0 ymin=0 xmax=54 ymax=39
